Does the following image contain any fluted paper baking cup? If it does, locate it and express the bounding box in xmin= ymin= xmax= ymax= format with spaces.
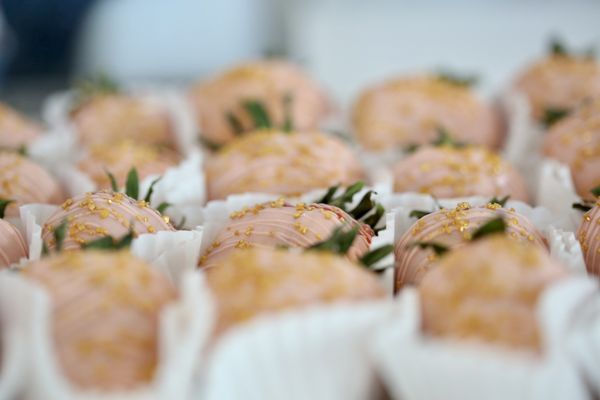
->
xmin=379 ymin=192 xmax=584 ymax=273
xmin=131 ymin=229 xmax=203 ymax=284
xmin=200 ymin=299 xmax=394 ymax=400
xmin=370 ymin=277 xmax=598 ymax=400
xmin=41 ymin=87 xmax=201 ymax=157
xmin=18 ymin=203 xmax=203 ymax=272
xmin=30 ymin=101 xmax=206 ymax=228
xmin=500 ymin=89 xmax=546 ymax=200
xmin=566 ymin=279 xmax=600 ymax=398
xmin=537 ymin=158 xmax=582 ymax=230
xmin=140 ymin=149 xmax=206 ymax=229
xmin=27 ymin=127 xmax=80 ymax=172
xmin=17 ymin=270 xmax=212 ymax=400
xmin=19 ymin=204 xmax=58 ymax=262
xmin=546 ymin=226 xmax=586 ymax=274
xmin=0 ymin=272 xmax=41 ymax=400
xmin=197 ymin=188 xmax=394 ymax=277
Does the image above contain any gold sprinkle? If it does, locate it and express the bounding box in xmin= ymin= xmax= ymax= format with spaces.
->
xmin=61 ymin=199 xmax=74 ymax=210
xmin=486 ymin=202 xmax=501 ymax=210
xmin=270 ymin=198 xmax=285 ymax=208
xmin=234 ymin=240 xmax=253 ymax=249
xmin=293 ymin=222 xmax=308 ymax=234
xmin=457 ymin=202 xmax=471 ymax=210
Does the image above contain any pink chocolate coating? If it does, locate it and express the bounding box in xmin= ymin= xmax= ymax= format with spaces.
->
xmin=206 ymin=247 xmax=385 ymax=336
xmin=393 ymin=145 xmax=529 ymax=202
xmin=420 ymin=235 xmax=566 ymax=351
xmin=0 ymin=103 xmax=42 ymax=149
xmin=543 ymin=98 xmax=600 ymax=199
xmin=199 ymin=199 xmax=374 ymax=268
xmin=23 ymin=250 xmax=176 ymax=389
xmin=189 ymin=60 xmax=331 ymax=145
xmin=78 ymin=139 xmax=181 ymax=190
xmin=394 ymin=202 xmax=546 ymax=292
xmin=0 ymin=152 xmax=65 ymax=216
xmin=205 ymin=130 xmax=365 ymax=200
xmin=42 ymin=191 xmax=174 ymax=251
xmin=71 ymin=94 xmax=174 ymax=149
xmin=576 ymin=202 xmax=600 ymax=276
xmin=514 ymin=54 xmax=600 ymax=120
xmin=352 ymin=76 xmax=502 ymax=151
xmin=0 ymin=218 xmax=28 ymax=269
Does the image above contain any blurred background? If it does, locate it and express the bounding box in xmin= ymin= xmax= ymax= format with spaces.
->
xmin=0 ymin=0 xmax=599 ymax=114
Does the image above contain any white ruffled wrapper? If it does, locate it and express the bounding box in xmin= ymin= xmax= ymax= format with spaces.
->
xmin=0 ymin=272 xmax=40 ymax=400
xmin=11 ymin=268 xmax=212 ymax=400
xmin=378 ymin=193 xmax=586 ymax=275
xmin=130 ymin=228 xmax=203 ymax=284
xmin=42 ymin=86 xmax=200 ymax=156
xmin=20 ymin=126 xmax=96 ymax=199
xmin=35 ymin=88 xmax=208 ymax=227
xmin=140 ymin=149 xmax=206 ymax=230
xmin=200 ymin=299 xmax=395 ymax=400
xmin=537 ymin=158 xmax=581 ymax=219
xmin=9 ymin=202 xmax=210 ymax=399
xmin=357 ymin=147 xmax=402 ymax=183
xmin=537 ymin=158 xmax=583 ymax=231
xmin=18 ymin=203 xmax=204 ymax=270
xmin=197 ymin=187 xmax=395 ymax=283
xmin=20 ymin=204 xmax=58 ymax=262
xmin=22 ymin=142 xmax=206 ymax=231
xmin=370 ymin=277 xmax=598 ymax=400
xmin=566 ymin=278 xmax=600 ymax=398
xmin=499 ymin=90 xmax=547 ymax=202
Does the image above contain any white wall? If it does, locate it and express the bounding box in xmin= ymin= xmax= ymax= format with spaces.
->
xmin=74 ymin=0 xmax=600 ymax=102
xmin=75 ymin=0 xmax=280 ymax=82
xmin=286 ymin=0 xmax=600 ymax=103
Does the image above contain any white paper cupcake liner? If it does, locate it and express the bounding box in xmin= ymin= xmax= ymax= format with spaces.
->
xmin=140 ymin=149 xmax=206 ymax=230
xmin=370 ymin=276 xmax=598 ymax=400
xmin=138 ymin=87 xmax=200 ymax=158
xmin=499 ymin=89 xmax=548 ymax=198
xmin=546 ymin=226 xmax=586 ymax=275
xmin=0 ymin=272 xmax=41 ymax=400
xmin=379 ymin=192 xmax=585 ymax=274
xmin=18 ymin=203 xmax=204 ymax=273
xmin=8 ymin=200 xmax=210 ymax=398
xmin=37 ymin=87 xmax=207 ymax=217
xmin=21 ymin=141 xmax=206 ymax=233
xmin=200 ymin=299 xmax=395 ymax=400
xmin=27 ymin=126 xmax=80 ymax=171
xmin=41 ymin=86 xmax=201 ymax=157
xmin=197 ymin=188 xmax=394 ymax=273
xmin=131 ymin=229 xmax=203 ymax=284
xmin=10 ymin=269 xmax=212 ymax=400
xmin=17 ymin=93 xmax=207 ymax=221
xmin=537 ymin=158 xmax=581 ymax=216
xmin=537 ymin=158 xmax=582 ymax=230
xmin=566 ymin=281 xmax=600 ymax=397
xmin=19 ymin=204 xmax=59 ymax=262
